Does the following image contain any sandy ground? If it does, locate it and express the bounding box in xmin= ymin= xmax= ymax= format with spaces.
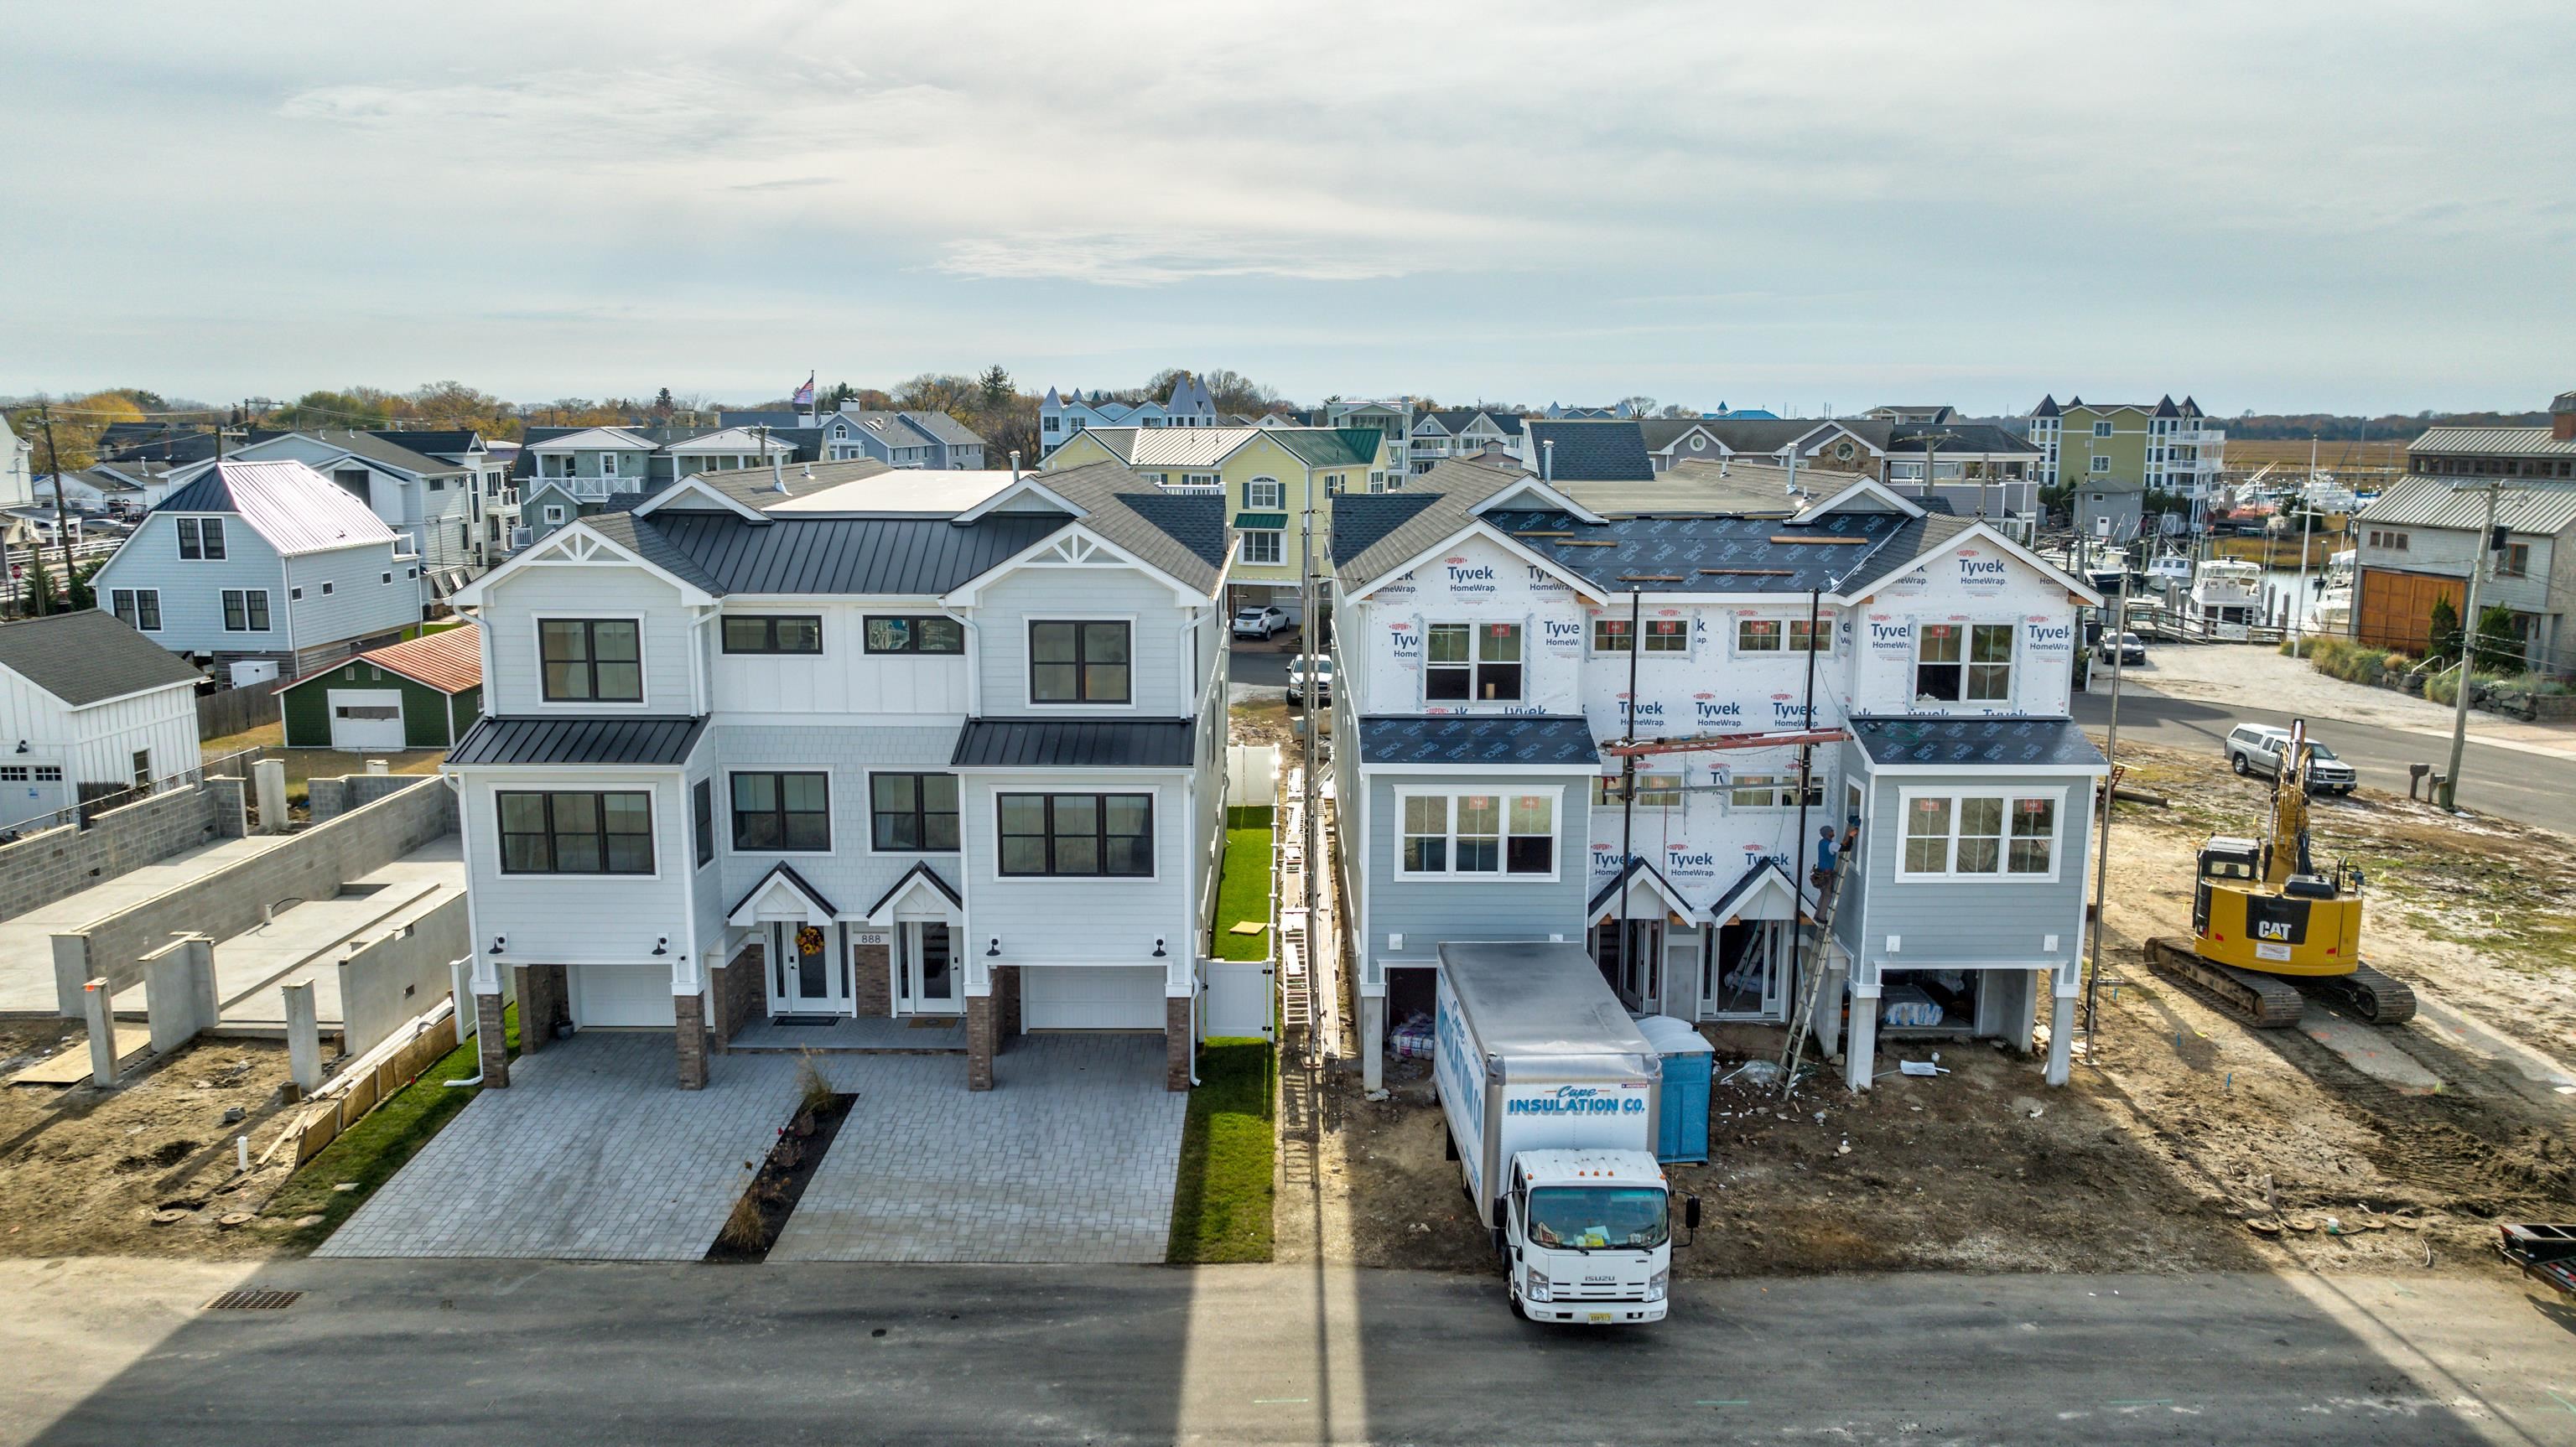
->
xmin=1284 ymin=738 xmax=2576 ymax=1284
xmin=2135 ymin=642 xmax=2576 ymax=758
xmin=0 ymin=1024 xmax=308 ymax=1259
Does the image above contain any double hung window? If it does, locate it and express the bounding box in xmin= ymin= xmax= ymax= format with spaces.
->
xmin=221 ymin=589 xmax=270 ymax=632
xmin=539 ymin=619 xmax=642 ymax=702
xmin=730 ymin=771 xmax=831 ymax=852
xmin=112 ymin=589 xmax=161 ymax=631
xmin=870 ymin=773 xmax=960 ymax=852
xmin=176 ymin=517 xmax=226 ymax=560
xmin=1240 ymin=532 xmax=1283 ymax=565
xmin=1596 ymin=774 xmax=1682 ymax=807
xmin=1424 ymin=622 xmax=1522 ymax=701
xmin=1899 ymin=793 xmax=2059 ymax=879
xmin=1398 ymin=791 xmax=1555 ymax=877
xmin=1727 ymin=773 xmax=1822 ymax=809
xmin=1029 ymin=621 xmax=1130 ymax=703
xmin=1914 ymin=623 xmax=2013 ymax=703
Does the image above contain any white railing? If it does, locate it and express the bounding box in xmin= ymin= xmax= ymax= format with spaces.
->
xmin=2171 ymin=429 xmax=2225 ymax=445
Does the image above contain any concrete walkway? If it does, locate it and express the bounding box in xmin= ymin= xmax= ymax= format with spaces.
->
xmin=2134 ymin=643 xmax=2576 ymax=761
xmin=0 ymin=835 xmax=288 ymax=1014
xmin=771 ymin=1035 xmax=1186 ymax=1263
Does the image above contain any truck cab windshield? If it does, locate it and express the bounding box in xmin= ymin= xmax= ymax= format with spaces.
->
xmin=1525 ymin=1185 xmax=1668 ymax=1251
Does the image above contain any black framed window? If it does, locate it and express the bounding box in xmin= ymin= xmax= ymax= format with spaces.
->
xmin=693 ymin=779 xmax=714 ymax=867
xmin=497 ymin=791 xmax=653 ymax=874
xmin=871 ymin=772 xmax=960 ymax=851
xmin=176 ymin=516 xmax=226 ymax=560
xmin=539 ymin=619 xmax=642 ymax=702
xmin=730 ymin=770 xmax=830 ymax=852
xmin=1028 ymin=621 xmax=1130 ymax=703
xmin=112 ymin=589 xmax=161 ymax=631
xmin=221 ymin=589 xmax=270 ymax=632
xmin=722 ymin=615 xmax=823 ymax=654
xmin=996 ymin=792 xmax=1152 ymax=877
xmin=864 ymin=615 xmax=964 ymax=654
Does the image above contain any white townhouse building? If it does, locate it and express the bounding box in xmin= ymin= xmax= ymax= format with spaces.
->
xmin=444 ymin=459 xmax=1235 ymax=1093
xmin=1327 ymin=462 xmax=2106 ymax=1097
xmin=89 ymin=459 xmax=426 ymax=677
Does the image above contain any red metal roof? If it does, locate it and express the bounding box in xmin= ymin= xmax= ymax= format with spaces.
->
xmin=289 ymin=625 xmax=481 ymax=695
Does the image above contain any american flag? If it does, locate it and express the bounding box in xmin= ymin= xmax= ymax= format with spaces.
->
xmin=791 ymin=372 xmax=815 ymax=408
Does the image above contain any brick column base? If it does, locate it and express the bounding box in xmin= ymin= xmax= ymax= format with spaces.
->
xmin=1165 ymin=995 xmax=1193 ymax=1092
xmin=675 ymin=992 xmax=709 ymax=1089
xmin=995 ymin=965 xmax=1021 ymax=1041
xmin=514 ymin=963 xmax=569 ymax=1054
xmin=475 ymin=991 xmax=510 ymax=1088
xmin=854 ymin=939 xmax=892 ymax=1017
xmin=967 ymin=994 xmax=997 ymax=1090
xmin=713 ymin=940 xmax=768 ymax=1054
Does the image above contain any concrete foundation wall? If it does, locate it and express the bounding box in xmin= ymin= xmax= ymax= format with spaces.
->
xmin=337 ymin=893 xmax=470 ymax=1057
xmin=0 ymin=785 xmax=224 ymax=922
xmin=309 ymin=770 xmax=437 ymax=823
xmin=51 ymin=775 xmax=457 ymax=1016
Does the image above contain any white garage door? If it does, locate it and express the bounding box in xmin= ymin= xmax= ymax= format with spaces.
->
xmin=328 ymin=689 xmax=408 ymax=751
xmin=0 ymin=763 xmax=70 ymax=832
xmin=1022 ymin=966 xmax=1167 ymax=1031
xmin=574 ymin=964 xmax=678 ymax=1029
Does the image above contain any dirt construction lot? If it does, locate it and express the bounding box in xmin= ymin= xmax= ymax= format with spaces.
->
xmin=1281 ymin=738 xmax=2576 ymax=1284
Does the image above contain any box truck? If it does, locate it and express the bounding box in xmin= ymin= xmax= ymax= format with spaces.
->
xmin=1433 ymin=941 xmax=1700 ymax=1324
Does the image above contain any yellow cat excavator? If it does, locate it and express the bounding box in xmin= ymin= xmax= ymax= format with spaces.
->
xmin=2147 ymin=718 xmax=2415 ymax=1028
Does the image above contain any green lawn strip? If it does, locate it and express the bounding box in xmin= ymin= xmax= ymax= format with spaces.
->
xmin=267 ymin=1004 xmax=517 ymax=1248
xmin=1210 ymin=826 xmax=1275 ymax=962
xmin=1166 ymin=1040 xmax=1276 ymax=1264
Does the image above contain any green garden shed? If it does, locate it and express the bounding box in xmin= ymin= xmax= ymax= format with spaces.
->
xmin=280 ymin=626 xmax=482 ymax=750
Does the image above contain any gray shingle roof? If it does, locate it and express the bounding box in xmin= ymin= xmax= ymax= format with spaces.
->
xmin=252 ymin=428 xmax=470 ymax=478
xmin=1331 ymin=459 xmax=1521 ymax=586
xmin=448 ymin=714 xmax=707 ymax=766
xmin=0 ymin=609 xmax=203 ymax=706
xmin=363 ymin=429 xmax=486 ymax=459
xmin=1848 ymin=716 xmax=2106 ymax=770
xmin=1355 ymin=714 xmax=1602 ymax=768
xmin=1526 ymin=420 xmax=1654 ymax=481
xmin=1883 ymin=423 xmax=2038 ymax=455
xmin=673 ymin=456 xmax=893 ymax=511
xmin=1031 ymin=462 xmax=1230 ymax=594
xmin=900 ymin=411 xmax=984 ymax=448
xmin=949 ymin=718 xmax=1197 ymax=769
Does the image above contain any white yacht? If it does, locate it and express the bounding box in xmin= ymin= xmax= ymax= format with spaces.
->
xmin=2310 ymin=549 xmax=2355 ymax=634
xmin=2189 ymin=559 xmax=2263 ymax=639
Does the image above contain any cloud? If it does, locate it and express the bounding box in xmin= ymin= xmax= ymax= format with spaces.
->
xmin=935 ymin=231 xmax=1423 ymax=287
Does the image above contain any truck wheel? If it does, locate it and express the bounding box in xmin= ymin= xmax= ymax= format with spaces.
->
xmin=2231 ymin=753 xmax=2250 ymax=775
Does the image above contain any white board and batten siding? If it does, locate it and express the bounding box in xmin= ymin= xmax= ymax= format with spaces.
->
xmin=707 ymin=604 xmax=969 ymax=717
xmin=0 ymin=666 xmax=198 ymax=796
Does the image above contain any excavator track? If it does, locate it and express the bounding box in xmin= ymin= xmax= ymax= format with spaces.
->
xmin=2304 ymin=962 xmax=2418 ymax=1024
xmin=2144 ymin=938 xmax=2308 ymax=1029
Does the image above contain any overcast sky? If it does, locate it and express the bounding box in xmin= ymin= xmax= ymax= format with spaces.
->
xmin=6 ymin=2 xmax=2569 ymax=416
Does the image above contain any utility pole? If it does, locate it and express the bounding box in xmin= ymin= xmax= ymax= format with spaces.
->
xmin=37 ymin=402 xmax=74 ymax=613
xmin=2084 ymin=570 xmax=2132 ymax=1047
xmin=2438 ymin=480 xmax=2502 ymax=812
xmin=1297 ymin=490 xmax=1322 ymax=1070
xmin=1615 ymin=589 xmax=1641 ymax=1005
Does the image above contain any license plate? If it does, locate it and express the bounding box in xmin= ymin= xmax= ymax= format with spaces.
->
xmin=2255 ymin=942 xmax=2292 ymax=962
xmin=1587 ymin=1311 xmax=1613 ymax=1324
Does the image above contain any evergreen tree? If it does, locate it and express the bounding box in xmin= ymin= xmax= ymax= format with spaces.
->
xmin=978 ymin=365 xmax=1014 ymax=412
xmin=2425 ymin=594 xmax=2460 ymax=661
xmin=2472 ymin=603 xmax=2522 ymax=675
xmin=67 ymin=557 xmax=101 ymax=612
xmin=23 ymin=553 xmax=60 ymax=616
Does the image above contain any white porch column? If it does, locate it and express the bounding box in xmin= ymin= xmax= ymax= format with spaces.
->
xmin=1843 ymin=981 xmax=1880 ymax=1090
xmin=2044 ymin=983 xmax=2078 ymax=1086
xmin=1361 ymin=993 xmax=1385 ymax=1092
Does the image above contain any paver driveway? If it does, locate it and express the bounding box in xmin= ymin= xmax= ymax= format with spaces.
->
xmin=318 ymin=1030 xmax=1187 ymax=1263
xmin=771 ymin=1034 xmax=1187 ymax=1264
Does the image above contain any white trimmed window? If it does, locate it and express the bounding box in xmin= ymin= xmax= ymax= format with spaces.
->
xmin=1596 ymin=616 xmax=1684 ymax=653
xmin=1424 ymin=622 xmax=1523 ymax=702
xmin=1240 ymin=531 xmax=1283 ymax=565
xmin=1245 ymin=476 xmax=1284 ymax=509
xmin=1898 ymin=791 xmax=2061 ymax=880
xmin=1914 ymin=622 xmax=2013 ymax=703
xmin=2090 ymin=455 xmax=2111 ymax=473
xmin=1596 ymin=774 xmax=1681 ymax=807
xmin=2092 ymin=421 xmax=2113 ymax=438
xmin=1737 ymin=618 xmax=1782 ymax=653
xmin=1398 ymin=790 xmax=1557 ymax=878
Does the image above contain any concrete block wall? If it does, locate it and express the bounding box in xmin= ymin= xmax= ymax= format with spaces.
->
xmin=50 ymin=775 xmax=458 ymax=1015
xmin=309 ymin=770 xmax=436 ymax=823
xmin=0 ymin=785 xmax=221 ymax=922
xmin=206 ymin=777 xmax=249 ymax=838
xmin=336 ymin=893 xmax=470 ymax=1057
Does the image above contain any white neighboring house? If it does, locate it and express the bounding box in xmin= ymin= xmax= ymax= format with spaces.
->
xmin=0 ymin=609 xmax=204 ymax=832
xmin=176 ymin=430 xmax=483 ymax=594
xmin=89 ymin=459 xmax=426 ymax=677
xmin=1 ymin=424 xmax=32 ymax=511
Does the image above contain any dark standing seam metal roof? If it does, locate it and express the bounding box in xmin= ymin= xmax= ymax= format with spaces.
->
xmin=1847 ymin=716 xmax=2107 ymax=770
xmin=949 ymin=718 xmax=1197 ymax=769
xmin=447 ymin=715 xmax=707 ymax=766
xmin=625 ymin=511 xmax=1071 ymax=595
xmin=1525 ymin=420 xmax=1655 ymax=481
xmin=1356 ymin=715 xmax=1602 ymax=768
xmin=1482 ymin=507 xmax=1919 ymax=594
xmin=0 ymin=609 xmax=205 ymax=706
xmin=729 ymin=861 xmax=839 ymax=921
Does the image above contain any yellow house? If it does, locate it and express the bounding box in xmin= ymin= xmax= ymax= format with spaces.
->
xmin=1041 ymin=425 xmax=1394 ymax=619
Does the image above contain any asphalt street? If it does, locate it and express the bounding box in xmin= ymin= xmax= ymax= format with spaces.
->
xmin=9 ymin=1258 xmax=2573 ymax=1445
xmin=2071 ymin=681 xmax=2576 ymax=836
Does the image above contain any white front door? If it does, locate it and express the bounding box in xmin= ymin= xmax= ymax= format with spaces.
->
xmin=328 ymin=689 xmax=407 ymax=750
xmin=771 ymin=922 xmax=849 ymax=1014
xmin=896 ymin=921 xmax=961 ymax=1015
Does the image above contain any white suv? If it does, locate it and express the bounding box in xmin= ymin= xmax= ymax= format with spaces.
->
xmin=2224 ymin=724 xmax=2358 ymax=795
xmin=1232 ymin=606 xmax=1288 ymax=640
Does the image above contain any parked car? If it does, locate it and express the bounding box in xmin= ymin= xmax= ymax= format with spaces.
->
xmin=1232 ymin=605 xmax=1288 ymax=640
xmin=2224 ymin=723 xmax=2357 ymax=794
xmin=1286 ymin=654 xmax=1332 ymax=707
xmin=2095 ymin=631 xmax=2147 ymax=666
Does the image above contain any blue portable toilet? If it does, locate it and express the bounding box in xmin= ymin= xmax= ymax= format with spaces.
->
xmin=1637 ymin=1015 xmax=1712 ymax=1164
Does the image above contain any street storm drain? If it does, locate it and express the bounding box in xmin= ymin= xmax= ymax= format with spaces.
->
xmin=205 ymin=1289 xmax=303 ymax=1311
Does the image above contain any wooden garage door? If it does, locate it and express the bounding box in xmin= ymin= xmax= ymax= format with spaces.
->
xmin=573 ymin=964 xmax=678 ymax=1029
xmin=2355 ymin=568 xmax=2463 ymax=654
xmin=1021 ymin=966 xmax=1166 ymax=1031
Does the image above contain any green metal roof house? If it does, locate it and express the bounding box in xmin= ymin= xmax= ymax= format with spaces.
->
xmin=280 ymin=625 xmax=481 ymax=751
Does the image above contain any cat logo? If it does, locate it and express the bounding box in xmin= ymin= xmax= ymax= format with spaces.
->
xmin=2256 ymin=920 xmax=2293 ymax=941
